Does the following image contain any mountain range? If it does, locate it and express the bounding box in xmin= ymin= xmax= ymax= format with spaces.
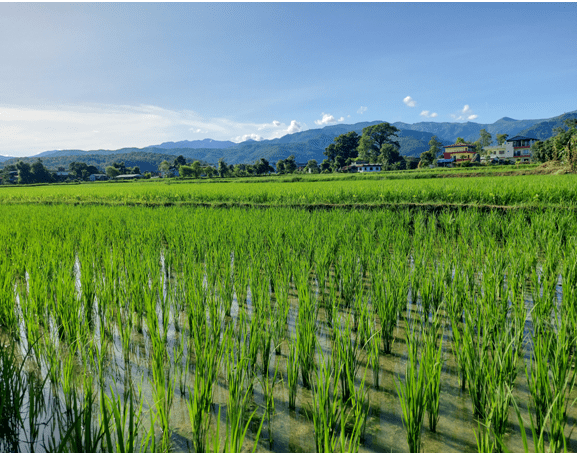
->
xmin=2 ymin=110 xmax=575 ymax=170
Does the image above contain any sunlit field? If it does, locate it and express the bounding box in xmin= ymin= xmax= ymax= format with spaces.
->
xmin=1 ymin=203 xmax=577 ymax=452
xmin=0 ymin=171 xmax=576 ymax=208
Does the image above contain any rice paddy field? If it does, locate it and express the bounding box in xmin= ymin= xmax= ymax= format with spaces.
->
xmin=1 ymin=172 xmax=577 ymax=452
xmin=0 ymin=172 xmax=576 ymax=208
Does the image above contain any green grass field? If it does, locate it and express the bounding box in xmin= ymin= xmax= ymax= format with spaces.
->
xmin=0 ymin=168 xmax=574 ymax=208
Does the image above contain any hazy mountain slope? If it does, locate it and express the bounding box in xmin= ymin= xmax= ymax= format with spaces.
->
xmin=152 ymin=139 xmax=236 ymax=149
xmin=517 ymin=111 xmax=577 ymax=140
xmin=392 ymin=117 xmax=546 ymax=144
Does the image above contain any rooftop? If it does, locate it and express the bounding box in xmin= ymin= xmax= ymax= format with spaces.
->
xmin=506 ymin=135 xmax=538 ymax=142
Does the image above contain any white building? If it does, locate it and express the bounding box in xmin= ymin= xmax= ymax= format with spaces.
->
xmin=345 ymin=163 xmax=382 ymax=173
xmin=504 ymin=136 xmax=538 ymax=163
xmin=483 ymin=144 xmax=507 ymax=161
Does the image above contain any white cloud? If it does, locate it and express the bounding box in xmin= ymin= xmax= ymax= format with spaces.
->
xmin=403 ymin=96 xmax=416 ymax=107
xmin=357 ymin=106 xmax=367 ymax=114
xmin=0 ymin=103 xmax=311 ymax=155
xmin=234 ymin=133 xmax=263 ymax=142
xmin=338 ymin=116 xmax=344 ymax=122
xmin=420 ymin=110 xmax=438 ymax=119
xmin=315 ymin=113 xmax=337 ymax=126
xmin=287 ymin=120 xmax=302 ymax=134
xmin=451 ymin=104 xmax=477 ymax=122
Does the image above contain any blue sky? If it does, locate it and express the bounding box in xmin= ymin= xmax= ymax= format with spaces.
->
xmin=1 ymin=2 xmax=576 ymax=156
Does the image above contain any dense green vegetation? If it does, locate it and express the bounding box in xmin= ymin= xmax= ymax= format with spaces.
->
xmin=0 ymin=169 xmax=573 ymax=208
xmin=0 ymin=203 xmax=576 ymax=452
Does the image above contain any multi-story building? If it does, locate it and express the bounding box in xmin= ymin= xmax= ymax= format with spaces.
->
xmin=504 ymin=135 xmax=538 ymax=163
xmin=443 ymin=143 xmax=476 ymax=162
xmin=483 ymin=144 xmax=507 ymax=161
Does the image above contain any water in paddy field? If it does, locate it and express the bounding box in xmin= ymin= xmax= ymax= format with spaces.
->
xmin=2 ymin=265 xmax=577 ymax=453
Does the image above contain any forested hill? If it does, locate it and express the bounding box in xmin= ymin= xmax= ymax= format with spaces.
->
xmin=517 ymin=111 xmax=577 ymax=140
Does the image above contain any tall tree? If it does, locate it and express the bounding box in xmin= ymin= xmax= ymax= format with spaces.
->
xmin=479 ymin=129 xmax=492 ymax=147
xmin=173 ymin=155 xmax=186 ymax=168
xmin=254 ymin=158 xmax=274 ymax=175
xmin=105 ymin=166 xmax=121 ymax=178
xmin=304 ymin=159 xmax=319 ymax=174
xmin=357 ymin=123 xmax=400 ymax=162
xmin=283 ymin=155 xmax=297 ymax=174
xmin=419 ymin=135 xmax=443 ymax=167
xmin=324 ymin=131 xmax=360 ymax=164
xmin=30 ymin=159 xmax=52 ymax=183
xmin=276 ymin=159 xmax=285 ymax=174
xmin=496 ymin=134 xmax=509 ymax=145
xmin=455 ymin=137 xmax=466 ymax=144
xmin=158 ymin=160 xmax=171 ymax=176
xmin=218 ymin=158 xmax=229 ymax=178
xmin=16 ymin=161 xmax=32 ymax=184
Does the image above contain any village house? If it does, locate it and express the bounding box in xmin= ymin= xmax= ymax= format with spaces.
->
xmin=342 ymin=162 xmax=382 ymax=173
xmin=442 ymin=143 xmax=476 ymax=163
xmin=504 ymin=135 xmax=538 ymax=163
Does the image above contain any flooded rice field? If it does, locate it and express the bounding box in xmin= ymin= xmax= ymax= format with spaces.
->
xmin=1 ymin=205 xmax=577 ymax=452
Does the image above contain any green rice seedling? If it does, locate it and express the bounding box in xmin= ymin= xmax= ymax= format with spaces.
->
xmin=367 ymin=313 xmax=382 ymax=389
xmin=61 ymin=345 xmax=78 ymax=414
xmin=310 ymin=350 xmax=343 ymax=453
xmin=188 ymin=323 xmax=227 ymax=453
xmin=525 ymin=331 xmax=552 ymax=437
xmin=423 ymin=311 xmax=443 ymax=433
xmin=55 ymin=375 xmax=106 ymax=453
xmin=336 ymin=252 xmax=362 ymax=309
xmin=223 ymin=347 xmax=264 ymax=453
xmin=344 ymin=359 xmax=370 ymax=448
xmin=295 ymin=266 xmax=318 ymax=389
xmin=234 ymin=260 xmax=250 ymax=309
xmin=458 ymin=309 xmax=492 ymax=420
xmin=0 ymin=262 xmax=18 ymax=337
xmin=258 ymin=359 xmax=281 ymax=447
xmin=286 ymin=335 xmax=300 ymax=411
xmin=395 ymin=322 xmax=428 ymax=453
xmin=146 ymin=285 xmax=174 ymax=453
xmin=0 ymin=341 xmax=26 ymax=452
xmin=173 ymin=330 xmax=189 ymax=397
xmin=510 ymin=388 xmax=548 ymax=453
xmin=473 ymin=415 xmax=496 ymax=453
xmin=218 ymin=262 xmax=235 ymax=318
xmin=543 ymin=317 xmax=576 ymax=452
xmin=100 ymin=383 xmax=144 ymax=453
xmin=333 ymin=314 xmax=364 ymax=404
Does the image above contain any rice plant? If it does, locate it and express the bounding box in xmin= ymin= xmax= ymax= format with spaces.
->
xmin=395 ymin=322 xmax=428 ymax=453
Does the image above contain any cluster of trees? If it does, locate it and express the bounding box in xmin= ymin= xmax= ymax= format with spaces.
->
xmin=321 ymin=123 xmax=407 ymax=171
xmin=105 ymin=161 xmax=140 ymax=178
xmin=531 ymin=119 xmax=577 ymax=168
xmin=164 ymin=155 xmax=276 ymax=179
xmin=1 ymin=159 xmax=53 ymax=184
xmin=69 ymin=161 xmax=101 ymax=179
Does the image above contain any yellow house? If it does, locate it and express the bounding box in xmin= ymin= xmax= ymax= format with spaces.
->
xmin=443 ymin=143 xmax=475 ymax=162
